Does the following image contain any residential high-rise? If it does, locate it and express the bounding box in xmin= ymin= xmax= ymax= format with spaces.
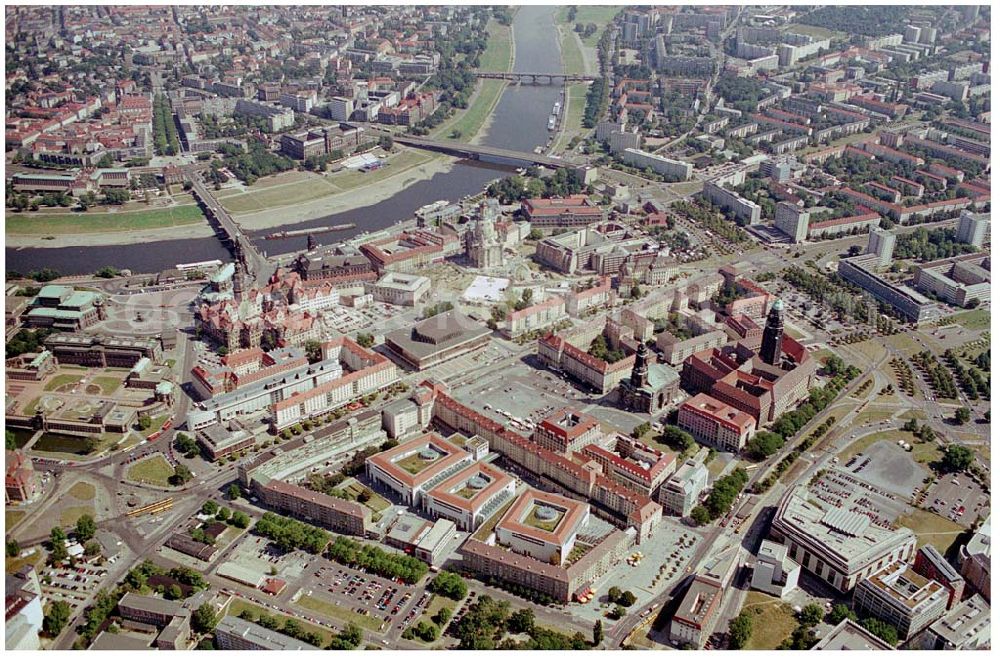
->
xmin=866 ymin=228 xmax=897 ymax=268
xmin=956 ymin=210 xmax=989 ymax=248
xmin=774 ymin=202 xmax=808 ymax=243
xmin=759 ymin=299 xmax=784 ymax=365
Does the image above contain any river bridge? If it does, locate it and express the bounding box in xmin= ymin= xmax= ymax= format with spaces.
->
xmin=186 ymin=171 xmax=271 ymax=288
xmin=392 ymin=135 xmax=575 ymax=169
xmin=474 ymin=71 xmax=599 ymax=84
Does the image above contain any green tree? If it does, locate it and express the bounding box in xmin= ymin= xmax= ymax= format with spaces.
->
xmin=355 ymin=332 xmax=375 ymax=349
xmin=829 ymin=603 xmax=857 ymax=625
xmin=171 ymin=464 xmax=194 ymax=485
xmin=940 ymin=444 xmax=974 ymax=473
xmin=176 ymin=433 xmax=198 ymax=456
xmin=43 ymin=600 xmax=72 ymax=637
xmin=75 ymin=514 xmax=97 ymax=542
xmin=5 ymin=430 xmax=15 ymax=450
xmin=304 ymin=339 xmax=322 ymax=363
xmin=227 ymin=484 xmax=241 ymax=500
xmin=690 ymin=506 xmax=711 ymax=525
xmin=659 ymin=426 xmax=695 ymax=454
xmin=6 ymin=538 xmax=19 ymax=557
xmin=138 ymin=415 xmax=153 ymax=430
xmin=607 ymin=586 xmax=622 ymax=603
xmin=508 ymin=608 xmax=535 ymax=634
xmin=191 ymin=603 xmax=218 ymax=634
xmin=861 ymin=618 xmax=898 ymax=645
xmin=593 ymin=619 xmax=603 ymax=646
xmin=799 ymin=603 xmax=824 ymax=627
xmin=954 ymin=407 xmax=971 ymax=425
xmin=728 ymin=611 xmax=753 ymax=649
xmin=428 ymin=571 xmax=468 ymax=600
xmin=201 ymin=500 xmax=219 ymax=516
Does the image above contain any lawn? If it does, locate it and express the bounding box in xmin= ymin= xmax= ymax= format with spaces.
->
xmin=413 ymin=594 xmax=454 ymax=643
xmin=126 ymin=454 xmax=175 ymax=486
xmin=478 ymin=20 xmax=513 ymax=71
xmin=883 ymin=333 xmax=924 ymax=356
xmin=220 ymin=175 xmax=341 ymax=214
xmin=296 ymin=593 xmax=383 ymax=632
xmin=785 ymin=23 xmax=839 ymax=39
xmin=395 ymin=452 xmax=438 ymax=475
xmin=44 ymin=374 xmax=83 ymax=392
xmin=89 ymin=376 xmax=123 ymax=395
xmin=740 ymin=591 xmax=799 ymax=650
xmin=33 ymin=433 xmax=91 ymax=456
xmin=552 ymin=83 xmax=590 ymax=152
xmin=473 ymin=496 xmax=518 ymax=542
xmin=899 ymin=409 xmax=927 ymax=421
xmin=560 ymin=26 xmax=586 ymax=75
xmin=6 ymin=510 xmax=27 ymax=528
xmin=944 ymin=308 xmax=990 ymax=331
xmin=68 ymin=482 xmax=96 ymax=501
xmin=5 ymin=547 xmax=43 ymax=575
xmin=59 ymin=505 xmax=94 ymax=527
xmin=329 ymin=149 xmax=436 ymax=193
xmin=337 ymin=481 xmax=391 ymax=519
xmin=140 ymin=414 xmax=170 ymax=438
xmin=854 ymin=408 xmax=894 ymax=425
xmin=6 ymin=204 xmax=205 ymax=235
xmin=557 ymin=6 xmax=621 ymax=46
xmin=228 ymin=598 xmax=340 ymax=644
xmin=896 ymin=509 xmax=965 ymax=553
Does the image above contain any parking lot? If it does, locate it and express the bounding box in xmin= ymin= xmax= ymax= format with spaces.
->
xmin=40 ymin=563 xmax=109 ymax=612
xmin=293 ymin=563 xmax=431 ymax=637
xmin=844 ymin=440 xmax=926 ymax=498
xmin=811 ymin=467 xmax=910 ymax=527
xmin=925 ymin=472 xmax=989 ymax=527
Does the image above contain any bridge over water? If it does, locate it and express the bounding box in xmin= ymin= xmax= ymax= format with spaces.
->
xmin=473 ymin=71 xmax=599 ymax=84
xmin=392 ymin=135 xmax=576 ymax=169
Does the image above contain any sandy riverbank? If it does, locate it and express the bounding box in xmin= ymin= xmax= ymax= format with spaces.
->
xmin=5 ymin=223 xmax=217 ymax=249
xmin=232 ymin=152 xmax=458 ymax=231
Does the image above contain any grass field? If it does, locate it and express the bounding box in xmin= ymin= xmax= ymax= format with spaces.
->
xmin=68 ymin=482 xmax=96 ymax=501
xmin=331 ymin=149 xmax=437 ymax=193
xmin=786 ymin=23 xmax=839 ymax=39
xmin=837 ymin=431 xmax=912 ymax=461
xmin=90 ymin=376 xmax=123 ymax=395
xmin=59 ymin=505 xmax=93 ymax=527
xmin=899 ymin=409 xmax=927 ymax=421
xmin=557 ymin=6 xmax=621 ymax=46
xmin=560 ymin=27 xmax=586 ymax=75
xmin=228 ymin=598 xmax=339 ymax=644
xmin=854 ymin=409 xmax=894 ymax=425
xmin=33 ymin=433 xmax=91 ymax=455
xmin=413 ymin=595 xmax=453 ymax=643
xmin=896 ymin=509 xmax=965 ymax=553
xmin=552 ymin=83 xmax=590 ymax=152
xmin=7 ymin=204 xmax=205 ymax=235
xmin=126 ymin=454 xmax=174 ymax=486
xmin=944 ymin=308 xmax=990 ymax=331
xmin=43 ymin=374 xmax=83 ymax=392
xmin=740 ymin=591 xmax=798 ymax=650
xmin=296 ymin=593 xmax=383 ymax=632
xmin=884 ymin=333 xmax=925 ymax=355
xmin=5 ymin=547 xmax=43 ymax=575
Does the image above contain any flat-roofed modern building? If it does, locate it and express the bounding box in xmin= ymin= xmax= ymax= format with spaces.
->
xmin=956 ymin=210 xmax=989 ymax=247
xmin=214 ymin=615 xmax=314 ymax=651
xmin=366 ymin=432 xmax=475 ymax=505
xmin=366 ymin=272 xmax=431 ymax=307
xmin=422 ymin=461 xmax=516 ymax=531
xmin=771 ymin=486 xmax=917 ymax=593
xmin=853 ymin=561 xmax=948 ymax=641
xmin=810 ymin=618 xmax=894 ymax=650
xmin=44 ymin=332 xmax=162 ymax=368
xmin=913 ymin=253 xmax=991 ymax=308
xmin=838 ymin=254 xmax=937 ymax=323
xmin=384 ymin=310 xmax=492 ymax=370
xmin=750 ymin=539 xmax=800 ymax=599
xmin=918 ymin=594 xmax=991 ymax=650
xmin=495 ymin=489 xmax=589 ymax=564
xmin=669 ymin=575 xmax=723 ymax=648
xmin=912 ymin=545 xmax=964 ymax=609
xmin=658 ymin=459 xmax=708 ymax=516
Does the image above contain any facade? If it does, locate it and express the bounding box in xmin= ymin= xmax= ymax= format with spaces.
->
xmin=678 ymin=393 xmax=756 ymax=453
xmin=669 ymin=575 xmax=723 ymax=648
xmin=771 ymin=486 xmax=917 ymax=593
xmin=5 ymin=450 xmax=39 ymax=503
xmin=234 ymin=98 xmax=295 ymax=131
xmin=617 ymin=342 xmax=680 ymax=414
xmin=912 ymin=545 xmax=965 ymax=609
xmin=918 ymin=594 xmax=991 ymax=650
xmin=956 ymin=210 xmax=989 ymax=247
xmin=867 ymin=228 xmax=897 ymax=268
xmin=23 ymin=285 xmax=104 ymax=331
xmin=214 ymin=616 xmax=314 ymax=651
xmin=913 ymin=254 xmax=991 ymax=308
xmin=838 ymin=255 xmax=936 ymax=323
xmin=853 ymin=561 xmax=948 ymax=641
xmin=366 ymin=272 xmax=431 ymax=306
xmin=422 ymin=461 xmax=516 ymax=531
xmin=538 ymin=334 xmax=634 ymax=394
xmin=580 ymin=435 xmax=676 ymax=498
xmin=502 ymin=296 xmax=567 ymax=339
xmin=521 ymin=195 xmax=605 ymax=228
xmin=44 ymin=332 xmax=161 ymax=368
xmin=703 ymin=180 xmax=762 ymax=225
xmin=495 ymin=489 xmax=589 ymax=564
xmin=658 ymin=459 xmax=708 ymax=516
xmin=620 ymin=148 xmax=692 ymax=181
xmin=750 ymin=539 xmax=800 ymax=599
xmin=774 ymin=201 xmax=808 ymax=243
xmin=196 ymin=418 xmax=255 ymax=461
xmin=384 ymin=310 xmax=492 ymax=370
xmin=256 ymin=478 xmax=370 ymax=537
xmin=532 ymin=407 xmax=602 ymax=455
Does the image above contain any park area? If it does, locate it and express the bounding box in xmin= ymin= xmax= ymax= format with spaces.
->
xmin=738 ymin=591 xmax=799 ymax=650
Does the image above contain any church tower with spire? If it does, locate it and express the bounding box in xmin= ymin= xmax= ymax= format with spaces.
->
xmin=760 ymin=299 xmax=785 ymax=366
xmin=630 ymin=341 xmax=650 ymax=389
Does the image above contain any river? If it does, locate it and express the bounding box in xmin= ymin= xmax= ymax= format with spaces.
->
xmin=6 ymin=6 xmax=566 ymax=276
